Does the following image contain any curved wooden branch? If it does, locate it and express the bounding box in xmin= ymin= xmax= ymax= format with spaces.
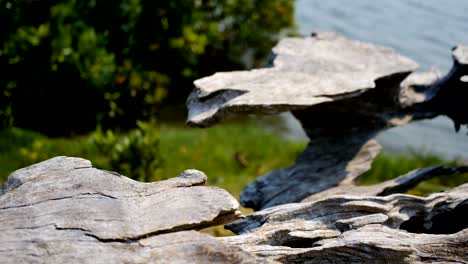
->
xmin=302 ymin=165 xmax=468 ymax=203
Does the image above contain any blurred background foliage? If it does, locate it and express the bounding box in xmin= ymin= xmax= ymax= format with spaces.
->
xmin=92 ymin=119 xmax=161 ymax=182
xmin=0 ymin=0 xmax=295 ymax=182
xmin=0 ymin=0 xmax=295 ymax=135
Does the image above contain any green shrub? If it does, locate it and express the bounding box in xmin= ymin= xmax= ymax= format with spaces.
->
xmin=0 ymin=0 xmax=295 ymax=135
xmin=92 ymin=120 xmax=160 ymax=182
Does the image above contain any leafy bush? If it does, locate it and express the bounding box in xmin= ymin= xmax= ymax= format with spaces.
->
xmin=0 ymin=0 xmax=295 ymax=135
xmin=92 ymin=120 xmax=160 ymax=182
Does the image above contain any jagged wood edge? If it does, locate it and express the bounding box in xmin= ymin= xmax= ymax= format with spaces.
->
xmin=0 ymin=157 xmax=275 ymax=264
xmin=240 ymin=45 xmax=468 ymax=210
xmin=187 ymin=32 xmax=419 ymax=127
xmin=223 ymin=178 xmax=468 ymax=263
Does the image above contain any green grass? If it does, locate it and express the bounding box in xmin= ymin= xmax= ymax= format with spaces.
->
xmin=154 ymin=123 xmax=306 ymax=198
xmin=362 ymin=154 xmax=447 ymax=185
xmin=1 ymin=123 xmax=467 ymax=197
xmin=0 ymin=127 xmax=106 ymax=181
xmin=0 ymin=123 xmax=306 ymax=198
xmin=360 ymin=154 xmax=468 ymax=196
xmin=1 ymin=123 xmax=467 ymax=236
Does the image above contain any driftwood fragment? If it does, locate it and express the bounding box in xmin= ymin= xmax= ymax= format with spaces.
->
xmin=186 ymin=33 xmax=468 ymax=210
xmin=1 ymin=157 xmax=465 ymax=263
xmin=1 ymin=34 xmax=466 ymax=263
xmin=302 ymin=164 xmax=468 ymax=203
xmin=187 ymin=32 xmax=418 ymax=127
xmin=223 ymin=181 xmax=468 ymax=263
xmin=183 ymin=33 xmax=468 ymax=263
xmin=0 ymin=157 xmax=274 ymax=263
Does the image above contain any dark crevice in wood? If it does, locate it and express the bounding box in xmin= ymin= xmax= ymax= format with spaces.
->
xmin=281 ymin=237 xmax=322 ymax=249
xmin=400 ymin=202 xmax=468 ymax=235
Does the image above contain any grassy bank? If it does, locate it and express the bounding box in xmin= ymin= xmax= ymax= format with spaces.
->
xmin=1 ymin=123 xmax=467 ymax=198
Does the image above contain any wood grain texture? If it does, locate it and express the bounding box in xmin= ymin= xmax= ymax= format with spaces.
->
xmin=186 ymin=33 xmax=468 ymax=210
xmin=187 ymin=32 xmax=418 ymax=128
xmin=183 ymin=33 xmax=468 ymax=263
xmin=0 ymin=157 xmax=275 ymax=264
xmin=224 ymin=182 xmax=468 ymax=263
xmin=1 ymin=35 xmax=466 ymax=263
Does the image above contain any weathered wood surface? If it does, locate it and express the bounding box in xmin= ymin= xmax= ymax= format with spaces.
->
xmin=187 ymin=32 xmax=418 ymax=128
xmin=183 ymin=33 xmax=468 ymax=262
xmin=224 ymin=180 xmax=468 ymax=263
xmin=187 ymin=32 xmax=468 ymax=210
xmin=0 ymin=157 xmax=274 ymax=264
xmin=1 ymin=34 xmax=467 ymax=263
xmin=1 ymin=158 xmax=466 ymax=263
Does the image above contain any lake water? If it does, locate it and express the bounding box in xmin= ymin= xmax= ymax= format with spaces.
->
xmin=287 ymin=0 xmax=468 ymax=160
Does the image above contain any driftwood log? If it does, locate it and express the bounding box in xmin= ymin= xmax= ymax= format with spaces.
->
xmin=224 ymin=168 xmax=468 ymax=263
xmin=1 ymin=33 xmax=467 ymax=263
xmin=0 ymin=157 xmax=272 ymax=263
xmin=187 ymin=32 xmax=468 ymax=210
xmin=185 ymin=32 xmax=468 ymax=262
xmin=0 ymin=157 xmax=466 ymax=263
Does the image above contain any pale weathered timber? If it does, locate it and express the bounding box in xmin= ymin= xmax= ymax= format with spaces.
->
xmin=243 ymin=44 xmax=468 ymax=210
xmin=0 ymin=157 xmax=275 ymax=264
xmin=187 ymin=32 xmax=418 ymax=128
xmin=222 ymin=182 xmax=468 ymax=263
xmin=187 ymin=32 xmax=468 ymax=210
xmin=1 ymin=158 xmax=466 ymax=263
xmin=1 ymin=36 xmax=466 ymax=264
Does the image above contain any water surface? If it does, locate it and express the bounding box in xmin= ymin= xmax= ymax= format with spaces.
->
xmin=290 ymin=0 xmax=468 ymax=160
